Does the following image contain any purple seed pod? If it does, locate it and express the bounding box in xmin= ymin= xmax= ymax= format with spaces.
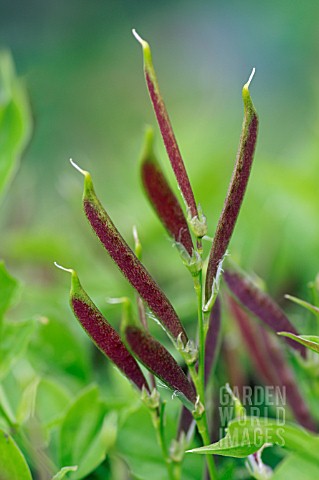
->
xmin=55 ymin=264 xmax=149 ymax=392
xmin=133 ymin=30 xmax=198 ymax=221
xmin=261 ymin=326 xmax=316 ymax=431
xmin=229 ymin=298 xmax=316 ymax=431
xmin=228 ymin=296 xmax=282 ymax=385
xmin=141 ymin=127 xmax=194 ymax=257
xmin=204 ymin=296 xmax=222 ymax=384
xmin=205 ymin=70 xmax=258 ymax=302
xmin=224 ymin=267 xmax=306 ymax=357
xmin=70 ymin=160 xmax=188 ymax=345
xmin=124 ymin=325 xmax=197 ymax=407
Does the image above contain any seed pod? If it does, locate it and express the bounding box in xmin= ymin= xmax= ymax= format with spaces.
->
xmin=229 ymin=298 xmax=316 ymax=431
xmin=70 ymin=160 xmax=188 ymax=345
xmin=205 ymin=70 xmax=258 ymax=302
xmin=140 ymin=127 xmax=194 ymax=257
xmin=133 ymin=30 xmax=198 ymax=223
xmin=55 ymin=264 xmax=149 ymax=391
xmin=124 ymin=325 xmax=196 ymax=408
xmin=224 ymin=267 xmax=306 ymax=357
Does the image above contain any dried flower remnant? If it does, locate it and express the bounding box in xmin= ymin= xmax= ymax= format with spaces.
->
xmin=224 ymin=268 xmax=306 ymax=357
xmin=140 ymin=127 xmax=194 ymax=257
xmin=205 ymin=69 xmax=258 ymax=302
xmin=54 ymin=263 xmax=149 ymax=392
xmin=124 ymin=325 xmax=197 ymax=407
xmin=70 ymin=160 xmax=188 ymax=345
xmin=133 ymin=30 xmax=204 ymax=235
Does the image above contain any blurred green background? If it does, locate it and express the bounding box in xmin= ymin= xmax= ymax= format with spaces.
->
xmin=1 ymin=1 xmax=319 ymax=478
xmin=1 ymin=0 xmax=319 ymax=316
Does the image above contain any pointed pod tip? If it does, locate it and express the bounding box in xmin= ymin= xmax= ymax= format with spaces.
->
xmin=70 ymin=158 xmax=94 ymax=199
xmin=54 ymin=262 xmax=80 ymax=292
xmin=243 ymin=67 xmax=256 ymax=91
xmin=141 ymin=125 xmax=155 ymax=163
xmin=132 ymin=29 xmax=152 ymax=66
xmin=132 ymin=29 xmax=147 ymax=47
xmin=54 ymin=261 xmax=73 ymax=275
xmin=69 ymin=158 xmax=89 ymax=176
xmin=242 ymin=68 xmax=257 ymax=111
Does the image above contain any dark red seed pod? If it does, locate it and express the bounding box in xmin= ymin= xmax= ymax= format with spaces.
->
xmin=125 ymin=325 xmax=197 ymax=407
xmin=70 ymin=160 xmax=188 ymax=345
xmin=205 ymin=71 xmax=258 ymax=302
xmin=133 ymin=30 xmax=198 ymax=223
xmin=224 ymin=267 xmax=306 ymax=357
xmin=229 ymin=297 xmax=315 ymax=431
xmin=57 ymin=265 xmax=150 ymax=392
xmin=141 ymin=128 xmax=194 ymax=257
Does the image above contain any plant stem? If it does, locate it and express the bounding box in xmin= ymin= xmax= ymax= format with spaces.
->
xmin=195 ymin=269 xmax=205 ymax=400
xmin=191 ymin=267 xmax=218 ymax=480
xmin=188 ymin=364 xmax=218 ymax=480
xmin=151 ymin=403 xmax=178 ymax=480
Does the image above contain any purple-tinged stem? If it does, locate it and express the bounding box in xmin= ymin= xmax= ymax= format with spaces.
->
xmin=204 ymin=296 xmax=222 ymax=384
xmin=140 ymin=127 xmax=194 ymax=257
xmin=124 ymin=325 xmax=197 ymax=407
xmin=71 ymin=160 xmax=188 ymax=345
xmin=205 ymin=70 xmax=258 ymax=302
xmin=178 ymin=297 xmax=222 ymax=437
xmin=55 ymin=264 xmax=149 ymax=392
xmin=133 ymin=30 xmax=198 ymax=221
xmin=224 ymin=267 xmax=306 ymax=357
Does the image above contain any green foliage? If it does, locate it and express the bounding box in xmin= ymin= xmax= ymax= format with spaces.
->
xmin=189 ymin=417 xmax=319 ymax=461
xmin=278 ymin=333 xmax=319 ymax=354
xmin=59 ymin=385 xmax=117 ymax=479
xmin=0 ymin=50 xmax=31 ymax=202
xmin=1 ymin=14 xmax=319 ymax=480
xmin=0 ymin=260 xmax=18 ymax=325
xmin=272 ymin=455 xmax=319 ymax=480
xmin=0 ymin=429 xmax=32 ymax=480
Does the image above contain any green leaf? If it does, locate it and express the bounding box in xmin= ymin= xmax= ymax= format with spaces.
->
xmin=0 ymin=318 xmax=35 ymax=379
xmin=0 ymin=261 xmax=18 ymax=323
xmin=0 ymin=385 xmax=17 ymax=427
xmin=188 ymin=417 xmax=319 ymax=463
xmin=59 ymin=385 xmax=117 ymax=479
xmin=285 ymin=294 xmax=319 ymax=317
xmin=117 ymin=403 xmax=202 ymax=480
xmin=35 ymin=378 xmax=71 ymax=428
xmin=0 ymin=50 xmax=32 ymax=201
xmin=0 ymin=428 xmax=32 ymax=480
xmin=16 ymin=376 xmax=40 ymax=425
xmin=27 ymin=315 xmax=90 ymax=381
xmin=52 ymin=466 xmax=78 ymax=479
xmin=272 ymin=454 xmax=319 ymax=480
xmin=278 ymin=332 xmax=319 ymax=354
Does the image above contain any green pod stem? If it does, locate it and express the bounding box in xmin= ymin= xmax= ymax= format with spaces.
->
xmin=124 ymin=325 xmax=197 ymax=408
xmin=204 ymin=296 xmax=222 ymax=384
xmin=133 ymin=30 xmax=198 ymax=220
xmin=63 ymin=266 xmax=150 ymax=392
xmin=178 ymin=298 xmax=222 ymax=437
xmin=71 ymin=161 xmax=188 ymax=345
xmin=224 ymin=267 xmax=306 ymax=358
xmin=205 ymin=70 xmax=258 ymax=302
xmin=140 ymin=127 xmax=194 ymax=257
